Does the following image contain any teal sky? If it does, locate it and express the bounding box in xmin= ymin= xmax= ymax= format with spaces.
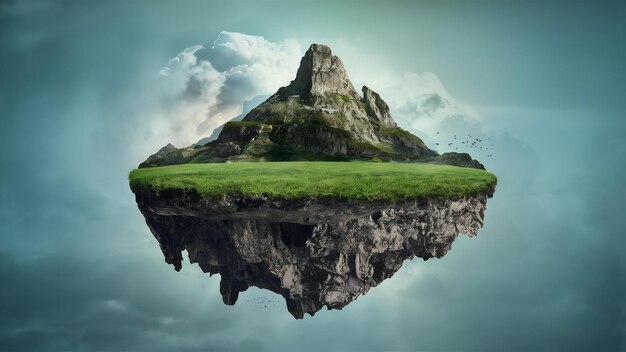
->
xmin=1 ymin=1 xmax=625 ymax=351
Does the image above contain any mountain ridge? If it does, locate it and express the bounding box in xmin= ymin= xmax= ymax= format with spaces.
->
xmin=139 ymin=44 xmax=483 ymax=169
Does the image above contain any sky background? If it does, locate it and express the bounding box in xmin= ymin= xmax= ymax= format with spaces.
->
xmin=1 ymin=0 xmax=625 ymax=351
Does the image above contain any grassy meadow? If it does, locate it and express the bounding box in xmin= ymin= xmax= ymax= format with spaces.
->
xmin=129 ymin=162 xmax=497 ymax=201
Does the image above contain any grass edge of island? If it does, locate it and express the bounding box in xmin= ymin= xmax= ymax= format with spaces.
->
xmin=129 ymin=161 xmax=497 ymax=201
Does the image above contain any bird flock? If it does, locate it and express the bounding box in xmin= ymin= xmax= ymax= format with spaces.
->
xmin=244 ymin=293 xmax=282 ymax=310
xmin=434 ymin=131 xmax=496 ymax=160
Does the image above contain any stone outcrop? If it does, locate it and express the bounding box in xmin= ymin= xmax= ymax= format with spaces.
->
xmin=423 ymin=152 xmax=486 ymax=170
xmin=133 ymin=187 xmax=495 ymax=319
xmin=276 ymin=44 xmax=360 ymax=105
xmin=362 ymin=86 xmax=396 ymax=127
xmin=139 ymin=143 xmax=193 ymax=168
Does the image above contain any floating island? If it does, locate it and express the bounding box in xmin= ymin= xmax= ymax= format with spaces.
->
xmin=129 ymin=44 xmax=497 ymax=319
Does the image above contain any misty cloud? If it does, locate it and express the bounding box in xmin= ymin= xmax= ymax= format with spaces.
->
xmin=415 ymin=93 xmax=446 ymax=114
xmin=153 ymin=31 xmax=301 ymax=147
xmin=381 ymin=72 xmax=479 ymax=137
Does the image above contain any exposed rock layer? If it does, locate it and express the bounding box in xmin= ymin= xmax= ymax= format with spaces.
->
xmin=134 ymin=188 xmax=494 ymax=318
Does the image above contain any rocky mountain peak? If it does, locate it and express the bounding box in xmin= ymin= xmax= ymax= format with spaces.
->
xmin=157 ymin=143 xmax=177 ymax=155
xmin=278 ymin=44 xmax=359 ymax=104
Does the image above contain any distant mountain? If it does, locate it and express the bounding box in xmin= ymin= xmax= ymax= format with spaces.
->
xmin=140 ymin=44 xmax=483 ymax=169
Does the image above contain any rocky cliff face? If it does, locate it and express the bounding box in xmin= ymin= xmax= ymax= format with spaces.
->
xmin=134 ymin=188 xmax=494 ymax=319
xmin=362 ymin=86 xmax=397 ymax=128
xmin=140 ymin=44 xmax=488 ymax=167
xmin=275 ymin=43 xmax=361 ymax=105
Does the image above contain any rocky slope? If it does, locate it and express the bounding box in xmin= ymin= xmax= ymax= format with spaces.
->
xmin=140 ymin=44 xmax=484 ymax=168
xmin=134 ymin=187 xmax=495 ymax=319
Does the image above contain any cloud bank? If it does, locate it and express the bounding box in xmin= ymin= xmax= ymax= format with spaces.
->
xmin=380 ymin=72 xmax=479 ymax=136
xmin=152 ymin=31 xmax=301 ymax=147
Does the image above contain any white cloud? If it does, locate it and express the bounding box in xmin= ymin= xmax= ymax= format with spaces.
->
xmin=150 ymin=31 xmax=301 ymax=147
xmin=375 ymin=72 xmax=543 ymax=175
xmin=380 ymin=72 xmax=479 ymax=136
xmin=373 ymin=72 xmax=516 ymax=167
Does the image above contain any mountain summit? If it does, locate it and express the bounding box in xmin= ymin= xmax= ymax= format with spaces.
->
xmin=140 ymin=44 xmax=483 ymax=168
xmin=243 ymin=44 xmax=405 ymax=146
xmin=278 ymin=44 xmax=395 ymax=127
xmin=277 ymin=44 xmax=360 ymax=104
xmin=273 ymin=44 xmax=395 ymax=127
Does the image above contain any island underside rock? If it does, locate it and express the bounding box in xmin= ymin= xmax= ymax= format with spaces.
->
xmin=135 ymin=188 xmax=494 ymax=319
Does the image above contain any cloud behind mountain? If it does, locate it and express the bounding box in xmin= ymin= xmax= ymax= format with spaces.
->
xmin=153 ymin=31 xmax=301 ymax=147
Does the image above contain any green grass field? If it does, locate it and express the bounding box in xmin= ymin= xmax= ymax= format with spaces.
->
xmin=129 ymin=162 xmax=497 ymax=201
